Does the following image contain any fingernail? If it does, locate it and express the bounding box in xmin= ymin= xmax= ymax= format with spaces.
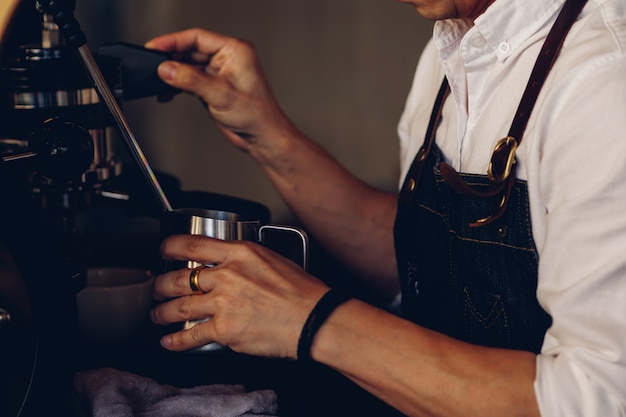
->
xmin=158 ymin=61 xmax=177 ymax=81
xmin=161 ymin=335 xmax=173 ymax=348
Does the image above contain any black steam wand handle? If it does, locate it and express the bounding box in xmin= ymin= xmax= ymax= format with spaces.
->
xmin=36 ymin=0 xmax=174 ymax=212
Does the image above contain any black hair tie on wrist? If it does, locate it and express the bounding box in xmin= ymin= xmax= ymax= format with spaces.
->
xmin=297 ymin=288 xmax=352 ymax=361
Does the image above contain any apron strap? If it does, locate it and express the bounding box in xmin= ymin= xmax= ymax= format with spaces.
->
xmin=413 ymin=0 xmax=588 ymax=226
xmin=509 ymin=0 xmax=588 ymax=140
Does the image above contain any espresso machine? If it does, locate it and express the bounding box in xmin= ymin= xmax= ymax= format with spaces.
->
xmin=0 ymin=1 xmax=165 ymax=415
xmin=0 ymin=1 xmax=272 ymax=416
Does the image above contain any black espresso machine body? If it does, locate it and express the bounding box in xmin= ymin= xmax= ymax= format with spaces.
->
xmin=0 ymin=1 xmax=159 ymax=415
xmin=0 ymin=1 xmax=105 ymax=415
xmin=0 ymin=168 xmax=80 ymax=417
xmin=0 ymin=2 xmax=272 ymax=416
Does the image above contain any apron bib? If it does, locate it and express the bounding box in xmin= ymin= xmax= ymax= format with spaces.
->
xmin=394 ymin=143 xmax=551 ymax=351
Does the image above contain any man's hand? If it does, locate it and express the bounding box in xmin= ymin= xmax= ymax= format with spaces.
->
xmin=146 ymin=28 xmax=295 ymax=152
xmin=151 ymin=234 xmax=329 ymax=358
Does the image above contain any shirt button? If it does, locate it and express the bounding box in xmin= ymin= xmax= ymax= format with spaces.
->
xmin=498 ymin=41 xmax=511 ymax=54
xmin=470 ymin=33 xmax=487 ymax=48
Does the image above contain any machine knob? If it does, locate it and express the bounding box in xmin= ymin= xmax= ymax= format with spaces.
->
xmin=28 ymin=117 xmax=94 ymax=181
xmin=36 ymin=0 xmax=86 ymax=48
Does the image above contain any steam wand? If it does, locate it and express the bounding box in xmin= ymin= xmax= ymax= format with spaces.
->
xmin=36 ymin=0 xmax=173 ymax=212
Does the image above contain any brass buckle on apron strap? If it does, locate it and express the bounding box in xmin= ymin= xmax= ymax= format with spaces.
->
xmin=487 ymin=136 xmax=518 ymax=184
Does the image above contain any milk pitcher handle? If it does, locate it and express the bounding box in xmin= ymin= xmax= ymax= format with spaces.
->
xmin=259 ymin=225 xmax=309 ymax=271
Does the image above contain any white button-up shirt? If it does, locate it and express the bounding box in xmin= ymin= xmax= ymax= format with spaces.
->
xmin=397 ymin=0 xmax=626 ymax=415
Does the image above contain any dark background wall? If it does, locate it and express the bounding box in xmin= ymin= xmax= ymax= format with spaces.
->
xmin=75 ymin=0 xmax=433 ymax=222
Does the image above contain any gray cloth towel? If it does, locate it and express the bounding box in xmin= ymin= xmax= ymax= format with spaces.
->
xmin=74 ymin=367 xmax=279 ymax=417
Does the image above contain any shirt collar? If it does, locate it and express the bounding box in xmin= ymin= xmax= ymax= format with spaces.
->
xmin=434 ymin=0 xmax=567 ymax=62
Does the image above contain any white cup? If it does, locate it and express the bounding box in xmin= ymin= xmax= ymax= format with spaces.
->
xmin=76 ymin=267 xmax=153 ymax=341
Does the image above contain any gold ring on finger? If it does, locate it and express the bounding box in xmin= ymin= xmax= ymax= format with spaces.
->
xmin=189 ymin=265 xmax=208 ymax=293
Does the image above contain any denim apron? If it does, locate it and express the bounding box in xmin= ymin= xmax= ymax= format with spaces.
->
xmin=394 ymin=141 xmax=551 ymax=351
xmin=392 ymin=0 xmax=586 ymax=352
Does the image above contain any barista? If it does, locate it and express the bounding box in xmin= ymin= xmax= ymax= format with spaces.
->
xmin=148 ymin=0 xmax=626 ymax=416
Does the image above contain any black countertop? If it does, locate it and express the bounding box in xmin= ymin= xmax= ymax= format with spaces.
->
xmin=70 ymin=321 xmax=404 ymax=417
